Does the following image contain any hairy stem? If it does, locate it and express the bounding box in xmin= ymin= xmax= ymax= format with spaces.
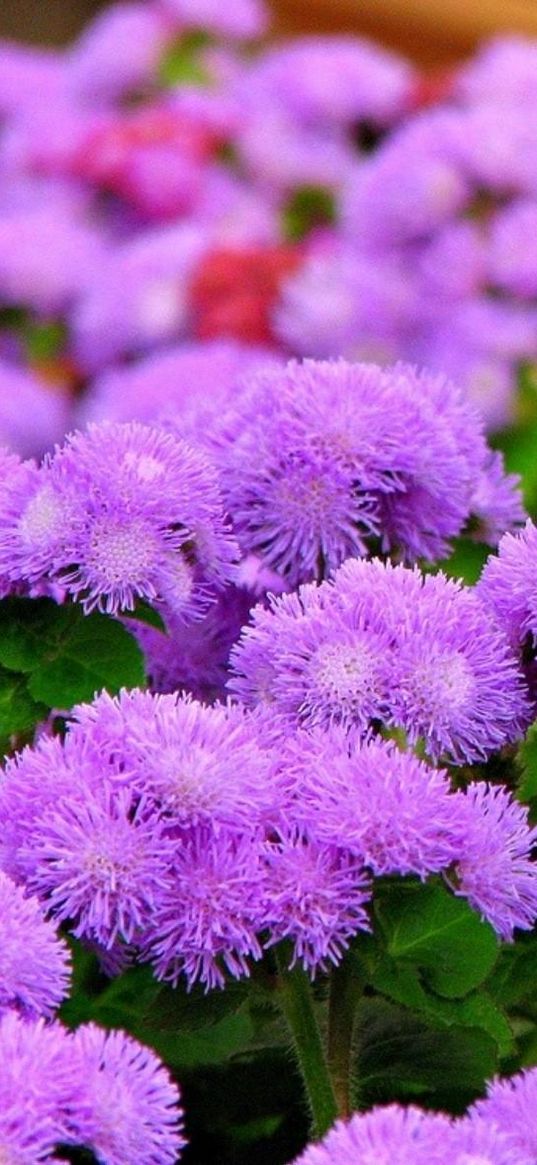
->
xmin=327 ymin=952 xmax=363 ymax=1118
xmin=275 ymin=949 xmax=338 ymax=1139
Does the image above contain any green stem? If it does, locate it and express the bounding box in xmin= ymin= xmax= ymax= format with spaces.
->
xmin=327 ymin=953 xmax=363 ymax=1118
xmin=275 ymin=948 xmax=338 ymax=1139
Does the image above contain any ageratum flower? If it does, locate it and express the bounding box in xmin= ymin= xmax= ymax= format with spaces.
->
xmin=455 ymin=783 xmax=537 ymax=941
xmin=217 ymin=358 xmax=513 ymax=586
xmin=142 ymin=824 xmax=264 ymax=989
xmin=262 ymin=824 xmax=371 ymax=973
xmin=477 ymin=520 xmax=537 ymax=647
xmin=292 ymin=1104 xmax=524 ymax=1165
xmin=70 ymin=687 xmax=279 ymax=826
xmin=0 ymin=1011 xmax=76 ymax=1162
xmin=70 ymin=1024 xmax=185 ymax=1165
xmin=0 ymin=870 xmax=70 ymax=1019
xmin=0 ymin=421 xmax=238 ymax=618
xmin=472 ymin=1068 xmax=537 ymax=1160
xmin=282 ymin=732 xmax=470 ymax=879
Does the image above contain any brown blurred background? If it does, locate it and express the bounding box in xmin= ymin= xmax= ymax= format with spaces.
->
xmin=2 ymin=0 xmax=537 ymax=65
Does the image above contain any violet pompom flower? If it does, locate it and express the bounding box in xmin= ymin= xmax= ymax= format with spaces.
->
xmin=142 ymin=824 xmax=264 ymax=989
xmin=454 ymin=783 xmax=537 ymax=941
xmin=0 ymin=453 xmax=78 ymax=589
xmin=0 ymin=1012 xmax=78 ymax=1162
xmin=472 ymin=1068 xmax=537 ymax=1160
xmin=292 ymin=1104 xmax=455 ymax=1165
xmin=283 ymin=732 xmax=469 ymax=880
xmin=0 ymin=360 xmax=71 ymax=459
xmin=158 ymin=0 xmax=268 ymax=39
xmin=217 ymin=358 xmax=508 ymax=586
xmin=262 ymin=825 xmax=371 ymax=973
xmin=70 ymin=1024 xmax=185 ymax=1165
xmin=0 ymin=870 xmax=70 ymax=1019
xmin=477 ymin=520 xmax=537 ymax=648
xmin=18 ymin=783 xmax=174 ymax=950
xmin=2 ymin=421 xmax=238 ymax=619
xmin=66 ymin=2 xmax=170 ymax=105
xmin=71 ymin=687 xmax=278 ymax=827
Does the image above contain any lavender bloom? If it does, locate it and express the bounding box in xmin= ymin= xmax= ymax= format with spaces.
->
xmin=292 ymin=1105 xmax=455 ymax=1165
xmin=262 ymin=825 xmax=371 ymax=973
xmin=218 ymin=358 xmax=498 ymax=586
xmin=15 ymin=421 xmax=238 ymax=619
xmin=455 ymin=783 xmax=537 ymax=941
xmin=472 ymin=1068 xmax=537 ymax=1160
xmin=0 ymin=870 xmax=70 ymax=1019
xmin=78 ymin=338 xmax=280 ymax=429
xmin=456 ymin=35 xmax=537 ymax=106
xmin=235 ymin=36 xmax=414 ymax=127
xmin=453 ymin=103 xmax=537 ymax=196
xmin=69 ymin=223 xmax=207 ymax=373
xmin=0 ymin=204 xmax=105 ymax=316
xmin=235 ymin=105 xmax=355 ymax=192
xmin=378 ymin=568 xmax=531 ymax=763
xmin=70 ymin=687 xmax=279 ymax=826
xmin=158 ymin=0 xmax=268 ymax=39
xmin=477 ymin=520 xmax=537 ymax=647
xmin=0 ymin=360 xmax=71 ymax=458
xmin=487 ymin=198 xmax=537 ymax=297
xmin=282 ymin=732 xmax=470 ymax=879
xmin=142 ymin=824 xmax=264 ymax=989
xmin=125 ymin=586 xmax=254 ymax=701
xmin=469 ymin=453 xmax=525 ymax=544
xmin=0 ymin=1012 xmax=77 ymax=1161
xmin=66 ymin=2 xmax=170 ymax=106
xmin=70 ymin=1023 xmax=185 ymax=1165
xmin=18 ymin=783 xmax=174 ymax=949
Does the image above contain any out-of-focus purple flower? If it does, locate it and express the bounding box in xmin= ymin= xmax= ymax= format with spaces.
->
xmin=70 ymin=687 xmax=278 ymax=827
xmin=78 ymin=338 xmax=279 ymax=429
xmin=235 ymin=107 xmax=354 ymax=192
xmin=283 ymin=731 xmax=470 ymax=879
xmin=455 ymin=783 xmax=537 ymax=941
xmin=235 ymin=36 xmax=414 ymax=127
xmin=66 ymin=2 xmax=171 ymax=106
xmin=1 ymin=421 xmax=238 ymax=619
xmin=413 ymin=220 xmax=486 ymax=301
xmin=454 ymin=103 xmax=537 ymax=196
xmin=273 ymin=241 xmax=415 ymax=361
xmin=341 ymin=112 xmax=469 ymax=247
xmin=477 ymin=520 xmax=537 ymax=647
xmin=69 ymin=223 xmax=207 ymax=373
xmin=262 ymin=824 xmax=371 ymax=973
xmin=70 ymin=1023 xmax=185 ymax=1165
xmin=0 ymin=360 xmax=71 ymax=458
xmin=292 ymin=1104 xmax=455 ymax=1165
xmin=0 ymin=41 xmax=65 ymax=118
xmin=469 ymin=453 xmax=525 ymax=543
xmin=456 ymin=35 xmax=537 ymax=106
xmin=472 ymin=1068 xmax=537 ymax=1160
xmin=0 ymin=205 xmax=106 ymax=315
xmin=487 ymin=198 xmax=537 ymax=297
xmin=157 ymin=0 xmax=268 ymax=39
xmin=0 ymin=1012 xmax=77 ymax=1161
xmin=142 ymin=824 xmax=264 ymax=989
xmin=0 ymin=870 xmax=70 ymax=1019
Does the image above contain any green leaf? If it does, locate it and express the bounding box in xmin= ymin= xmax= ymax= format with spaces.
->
xmin=0 ymin=666 xmax=48 ymax=739
xmin=0 ymin=598 xmax=145 ymax=710
xmin=159 ymin=32 xmax=212 ymax=87
xmin=375 ymin=879 xmax=498 ymax=998
xmin=516 ymin=722 xmax=537 ymax=802
xmin=439 ymin=538 xmax=490 ymax=585
xmin=487 ymin=933 xmax=537 ymax=1009
xmin=354 ymin=997 xmax=498 ymax=1112
xmin=282 ymin=185 xmax=336 ymax=242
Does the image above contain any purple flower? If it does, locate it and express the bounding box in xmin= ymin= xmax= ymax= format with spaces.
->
xmin=66 ymin=2 xmax=170 ymax=105
xmin=0 ymin=1011 xmax=77 ymax=1161
xmin=454 ymin=783 xmax=537 ymax=941
xmin=282 ymin=731 xmax=469 ymax=879
xmin=158 ymin=0 xmax=268 ymax=39
xmin=0 ymin=204 xmax=105 ymax=315
xmin=70 ymin=687 xmax=279 ymax=827
xmin=0 ymin=870 xmax=70 ymax=1019
xmin=70 ymin=1023 xmax=185 ymax=1165
xmin=472 ymin=1068 xmax=537 ymax=1160
xmin=456 ymin=35 xmax=537 ymax=106
xmin=262 ymin=824 xmax=371 ymax=973
xmin=487 ymin=198 xmax=537 ymax=297
xmin=18 ymin=782 xmax=174 ymax=949
xmin=477 ymin=520 xmax=537 ymax=648
xmin=2 ymin=421 xmax=238 ymax=618
xmin=218 ymin=358 xmax=496 ymax=586
xmin=292 ymin=1104 xmax=454 ymax=1165
xmin=0 ymin=360 xmax=71 ymax=459
xmin=142 ymin=824 xmax=264 ymax=989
